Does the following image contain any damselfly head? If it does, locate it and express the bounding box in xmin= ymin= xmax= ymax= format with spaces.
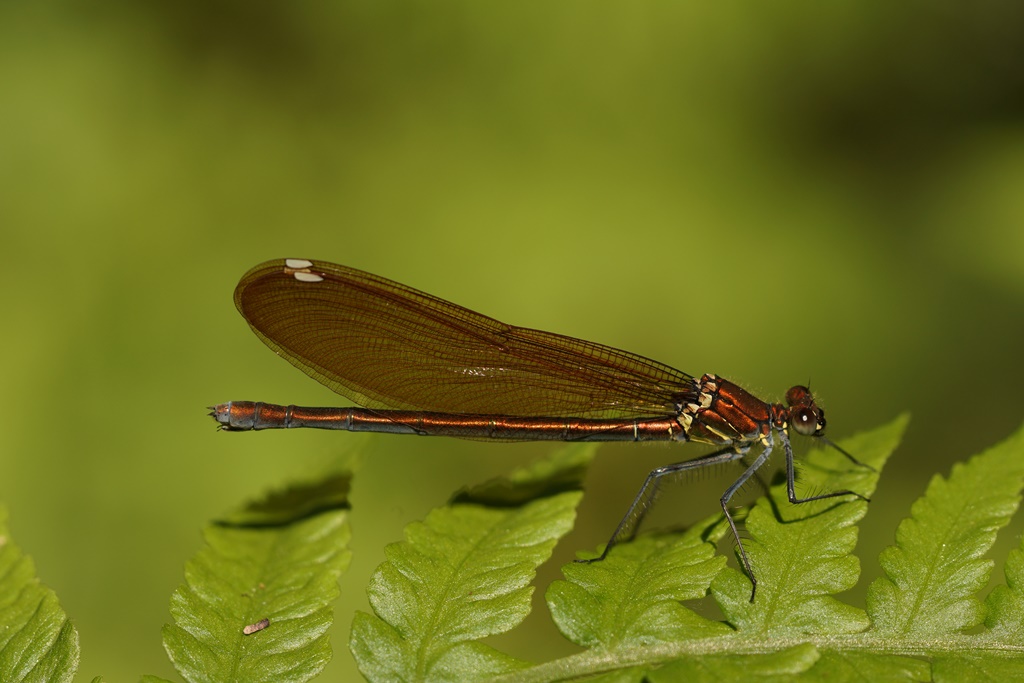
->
xmin=785 ymin=385 xmax=826 ymax=437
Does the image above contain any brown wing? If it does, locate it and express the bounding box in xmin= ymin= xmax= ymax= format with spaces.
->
xmin=233 ymin=258 xmax=697 ymax=419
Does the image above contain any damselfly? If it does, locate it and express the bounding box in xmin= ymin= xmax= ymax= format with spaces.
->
xmin=211 ymin=258 xmax=870 ymax=600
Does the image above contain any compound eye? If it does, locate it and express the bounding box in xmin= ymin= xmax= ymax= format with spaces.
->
xmin=792 ymin=406 xmax=819 ymax=436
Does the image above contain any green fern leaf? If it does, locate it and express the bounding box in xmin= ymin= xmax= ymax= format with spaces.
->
xmin=0 ymin=505 xmax=80 ymax=683
xmin=547 ymin=518 xmax=730 ymax=649
xmin=714 ymin=415 xmax=908 ymax=635
xmin=349 ymin=444 xmax=595 ymax=682
xmin=161 ymin=475 xmax=352 ymax=683
xmin=867 ymin=422 xmax=1024 ymax=637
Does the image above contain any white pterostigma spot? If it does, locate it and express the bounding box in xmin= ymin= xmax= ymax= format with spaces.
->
xmin=285 ymin=258 xmax=314 ymax=269
xmin=294 ymin=271 xmax=324 ymax=283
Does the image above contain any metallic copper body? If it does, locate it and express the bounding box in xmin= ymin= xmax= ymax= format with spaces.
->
xmin=214 ymin=401 xmax=688 ymax=442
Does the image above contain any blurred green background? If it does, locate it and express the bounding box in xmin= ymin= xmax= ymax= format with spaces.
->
xmin=1 ymin=2 xmax=1023 ymax=680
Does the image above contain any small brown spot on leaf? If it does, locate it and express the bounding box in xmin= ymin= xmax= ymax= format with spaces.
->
xmin=242 ymin=618 xmax=270 ymax=635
